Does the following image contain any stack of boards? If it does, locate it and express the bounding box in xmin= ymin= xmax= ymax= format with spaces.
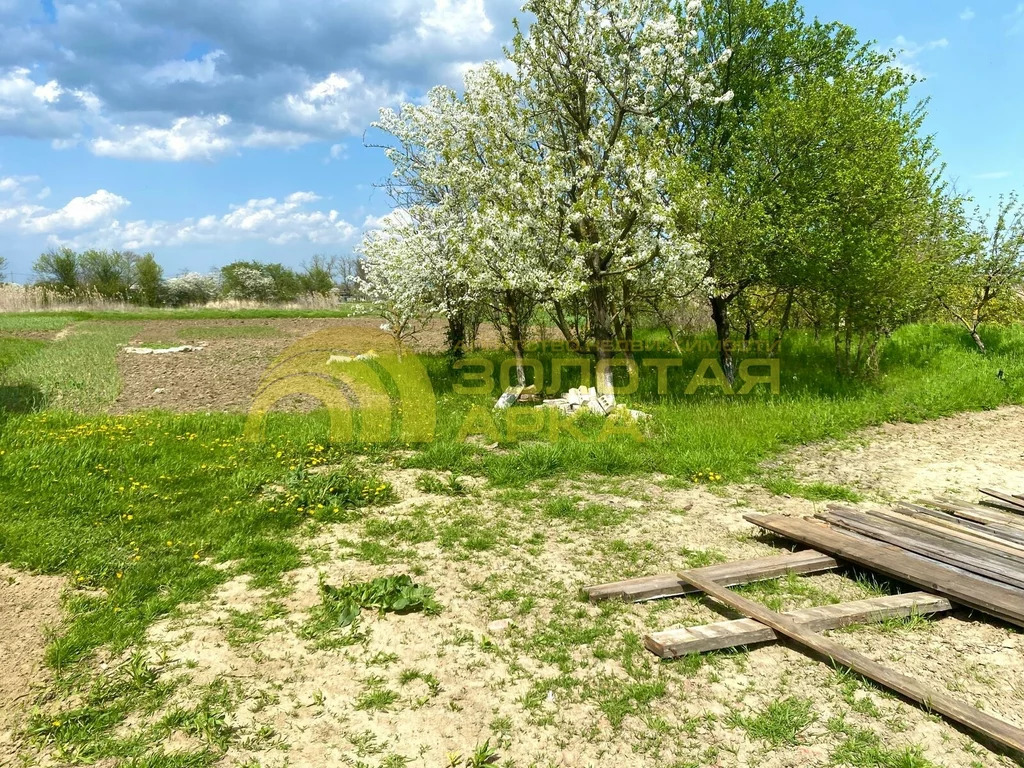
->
xmin=752 ymin=487 xmax=1024 ymax=629
xmin=583 ymin=487 xmax=1024 ymax=758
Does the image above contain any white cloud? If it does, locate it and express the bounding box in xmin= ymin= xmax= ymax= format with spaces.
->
xmin=975 ymin=170 xmax=1012 ymax=180
xmin=0 ymin=174 xmax=40 ymax=196
xmin=279 ymin=69 xmax=400 ymax=133
xmin=0 ymin=1 xmax=524 ymax=161
xmin=884 ymin=36 xmax=949 ymax=78
xmin=1 ymin=178 xmax=360 ymax=248
xmin=419 ymin=0 xmax=494 ymax=43
xmin=1 ymin=189 xmax=130 ymax=234
xmin=960 ymin=7 xmax=975 ymax=21
xmin=0 ymin=67 xmax=88 ymax=138
xmin=91 ymin=115 xmax=236 ymax=161
xmin=147 ymin=50 xmax=227 ymax=85
xmin=10 ymin=189 xmax=357 ymax=250
xmin=24 ymin=190 xmax=130 ymax=233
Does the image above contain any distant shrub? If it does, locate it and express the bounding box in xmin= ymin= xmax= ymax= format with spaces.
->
xmin=221 ymin=260 xmax=303 ymax=302
xmin=164 ymin=272 xmax=221 ymax=306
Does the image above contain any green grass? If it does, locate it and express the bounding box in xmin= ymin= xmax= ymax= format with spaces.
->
xmin=0 ymin=304 xmax=370 ymax=324
xmin=0 ymin=412 xmax=387 ymax=666
xmin=828 ymin=718 xmax=939 ymax=767
xmin=1 ymin=322 xmax=138 ymax=411
xmin=0 ymin=337 xmax=46 ymax=370
xmin=0 ymin=314 xmax=77 ymax=333
xmin=729 ymin=696 xmax=817 ymax=746
xmin=408 ymin=323 xmax=1024 ymax=487
xmin=760 ymin=476 xmax=863 ymax=502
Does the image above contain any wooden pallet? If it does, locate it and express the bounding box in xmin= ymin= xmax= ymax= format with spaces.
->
xmin=584 ymin=488 xmax=1024 ymax=758
xmin=583 ymin=550 xmax=837 ymax=602
xmin=646 ymin=592 xmax=951 ymax=657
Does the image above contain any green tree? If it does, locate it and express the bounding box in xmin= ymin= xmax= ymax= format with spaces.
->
xmin=932 ymin=195 xmax=1024 ymax=352
xmin=671 ymin=0 xmax=913 ymax=382
xmin=761 ymin=60 xmax=941 ymax=374
xmin=33 ymin=247 xmax=80 ymax=291
xmin=80 ymin=250 xmax=136 ymax=299
xmin=220 ymin=261 xmax=302 ymax=302
xmin=670 ymin=0 xmax=939 ymax=379
xmin=0 ymin=255 xmax=7 ymax=282
xmin=134 ymin=253 xmax=165 ymax=307
xmin=300 ymin=255 xmax=337 ymax=295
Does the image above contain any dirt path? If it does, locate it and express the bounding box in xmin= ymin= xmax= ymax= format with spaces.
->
xmin=0 ymin=565 xmax=64 ymax=766
xmin=770 ymin=405 xmax=1024 ymax=503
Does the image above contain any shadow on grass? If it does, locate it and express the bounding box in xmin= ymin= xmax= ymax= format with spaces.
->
xmin=0 ymin=383 xmax=46 ymax=422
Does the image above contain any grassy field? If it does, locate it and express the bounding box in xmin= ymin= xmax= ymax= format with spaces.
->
xmin=0 ymin=303 xmax=370 ymax=331
xmin=1 ymin=315 xmax=1022 ymax=767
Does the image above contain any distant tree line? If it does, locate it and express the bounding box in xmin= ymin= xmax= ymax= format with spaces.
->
xmin=29 ymin=249 xmax=364 ymax=307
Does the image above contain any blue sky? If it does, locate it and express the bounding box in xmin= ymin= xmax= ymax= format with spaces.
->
xmin=0 ymin=0 xmax=1021 ymax=281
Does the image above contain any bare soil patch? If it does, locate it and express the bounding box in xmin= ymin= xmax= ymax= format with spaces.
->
xmin=770 ymin=405 xmax=1024 ymax=502
xmin=120 ymin=409 xmax=1024 ymax=768
xmin=110 ymin=317 xmax=502 ymax=413
xmin=0 ymin=565 xmax=64 ymax=765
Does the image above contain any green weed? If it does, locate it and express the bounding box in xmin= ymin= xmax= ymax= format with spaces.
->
xmin=729 ymin=696 xmax=816 ymax=746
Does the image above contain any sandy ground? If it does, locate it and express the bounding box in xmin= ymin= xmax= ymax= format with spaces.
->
xmin=4 ymin=406 xmax=1022 ymax=766
xmin=118 ymin=406 xmax=1024 ymax=768
xmin=0 ymin=565 xmax=64 ymax=766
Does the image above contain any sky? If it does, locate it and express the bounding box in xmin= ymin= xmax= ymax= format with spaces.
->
xmin=0 ymin=0 xmax=1021 ymax=281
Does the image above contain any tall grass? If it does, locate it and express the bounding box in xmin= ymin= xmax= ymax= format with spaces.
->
xmin=0 ymin=283 xmax=371 ymax=315
xmin=407 ymin=323 xmax=1024 ymax=484
xmin=1 ymin=323 xmax=138 ymax=412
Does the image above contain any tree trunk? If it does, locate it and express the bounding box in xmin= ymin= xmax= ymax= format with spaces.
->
xmin=772 ymin=289 xmax=795 ymax=356
xmin=590 ymin=280 xmax=616 ymax=394
xmin=710 ymin=294 xmax=735 ymax=386
xmin=504 ymin=291 xmax=528 ymax=387
xmin=445 ymin=313 xmax=466 ymax=360
xmin=970 ymin=327 xmax=986 ymax=354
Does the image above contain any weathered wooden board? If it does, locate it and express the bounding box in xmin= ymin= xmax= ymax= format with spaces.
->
xmin=678 ymin=571 xmax=1024 ymax=759
xmin=645 ymin=592 xmax=952 ymax=658
xmin=745 ymin=514 xmax=1024 ymax=628
xmin=583 ymin=550 xmax=838 ymax=602
xmin=926 ymin=498 xmax=1024 ymax=532
xmin=979 ymin=488 xmax=1024 ymax=515
xmin=823 ymin=508 xmax=1024 ymax=590
xmin=896 ymin=504 xmax=1024 ymax=553
xmin=857 ymin=507 xmax=1024 ymax=563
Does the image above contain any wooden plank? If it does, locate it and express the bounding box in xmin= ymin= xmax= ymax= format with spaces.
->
xmin=678 ymin=571 xmax=1024 ymax=759
xmin=745 ymin=514 xmax=1024 ymax=628
xmin=896 ymin=504 xmax=1024 ymax=552
xmin=646 ymin=592 xmax=952 ymax=658
xmin=919 ymin=500 xmax=1024 ymax=542
xmin=840 ymin=507 xmax=1024 ymax=572
xmin=979 ymin=488 xmax=1024 ymax=515
xmin=823 ymin=510 xmax=1024 ymax=591
xmin=932 ymin=498 xmax=1024 ymax=531
xmin=582 ymin=550 xmax=839 ymax=602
